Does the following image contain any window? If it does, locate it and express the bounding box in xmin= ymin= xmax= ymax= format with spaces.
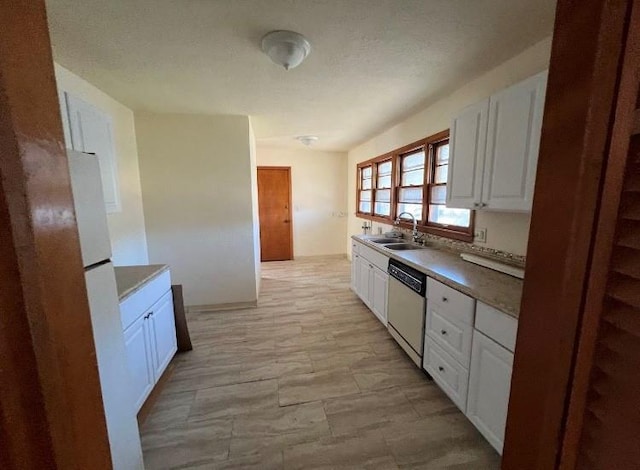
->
xmin=397 ymin=148 xmax=426 ymax=222
xmin=374 ymin=159 xmax=392 ymax=216
xmin=426 ymin=141 xmax=471 ymax=228
xmin=357 ymin=164 xmax=373 ymax=214
xmin=356 ymin=130 xmax=473 ymax=241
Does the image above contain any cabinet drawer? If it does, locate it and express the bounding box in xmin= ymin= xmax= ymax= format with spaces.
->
xmin=423 ymin=338 xmax=469 ymax=412
xmin=426 ymin=301 xmax=474 ymax=368
xmin=427 ymin=277 xmax=475 ymax=325
xmin=120 ymin=270 xmax=171 ymax=331
xmin=475 ymin=302 xmax=518 ymax=352
xmin=359 ymin=243 xmax=390 ymax=272
xmin=351 ymin=240 xmax=360 ymax=255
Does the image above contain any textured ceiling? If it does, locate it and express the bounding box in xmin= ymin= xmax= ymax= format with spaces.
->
xmin=46 ymin=0 xmax=556 ymax=151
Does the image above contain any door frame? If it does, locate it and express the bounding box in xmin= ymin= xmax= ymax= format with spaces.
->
xmin=257 ymin=166 xmax=294 ymax=261
xmin=502 ymin=0 xmax=637 ymax=468
xmin=0 ymin=1 xmax=112 ymax=468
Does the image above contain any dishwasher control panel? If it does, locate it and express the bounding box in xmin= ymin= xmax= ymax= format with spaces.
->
xmin=388 ymin=259 xmax=426 ymax=296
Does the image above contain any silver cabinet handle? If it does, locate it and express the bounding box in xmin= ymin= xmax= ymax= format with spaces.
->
xmin=438 ymin=366 xmax=445 ymax=372
xmin=442 ymin=296 xmax=448 ymax=302
xmin=441 ymin=330 xmax=447 ymax=335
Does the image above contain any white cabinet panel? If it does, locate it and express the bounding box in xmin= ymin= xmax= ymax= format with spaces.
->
xmin=123 ymin=314 xmax=155 ymax=412
xmin=370 ymin=267 xmax=388 ymax=326
xmin=356 ymin=255 xmax=372 ymax=307
xmin=149 ymin=291 xmax=178 ymax=380
xmin=350 ymin=240 xmax=390 ymax=327
xmin=483 ymin=71 xmax=548 ymax=211
xmin=351 ymin=252 xmax=358 ymax=292
xmin=67 ymin=150 xmax=112 ymax=267
xmin=423 ymin=338 xmax=469 ymax=412
xmin=447 ymin=98 xmax=489 ymax=209
xmin=475 ymin=302 xmax=518 ymax=352
xmin=64 ymin=92 xmax=121 ymax=213
xmin=425 ymin=301 xmax=473 ymax=368
xmin=86 ymin=263 xmax=143 ymax=469
xmin=448 ymin=71 xmax=547 ymax=213
xmin=466 ymin=330 xmax=514 ymax=454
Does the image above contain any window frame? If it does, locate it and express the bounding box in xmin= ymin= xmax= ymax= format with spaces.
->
xmin=355 ymin=130 xmax=475 ymax=242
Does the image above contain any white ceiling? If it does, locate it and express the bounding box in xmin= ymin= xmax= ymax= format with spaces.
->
xmin=46 ymin=0 xmax=556 ymax=151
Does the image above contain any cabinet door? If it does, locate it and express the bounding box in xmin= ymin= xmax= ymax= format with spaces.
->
xmin=65 ymin=93 xmax=121 ymax=213
xmin=482 ymin=71 xmax=548 ymax=212
xmin=466 ymin=330 xmax=514 ymax=454
xmin=370 ymin=267 xmax=388 ymax=326
xmin=351 ymin=253 xmax=359 ymax=293
xmin=148 ymin=291 xmax=177 ymax=381
xmin=123 ymin=314 xmax=155 ymax=412
xmin=447 ymin=98 xmax=489 ymax=209
xmin=356 ymin=255 xmax=372 ymax=306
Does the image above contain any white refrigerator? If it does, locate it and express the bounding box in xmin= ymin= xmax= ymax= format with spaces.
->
xmin=67 ymin=150 xmax=144 ymax=470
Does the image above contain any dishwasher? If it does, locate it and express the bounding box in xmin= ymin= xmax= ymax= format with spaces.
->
xmin=387 ymin=258 xmax=427 ymax=367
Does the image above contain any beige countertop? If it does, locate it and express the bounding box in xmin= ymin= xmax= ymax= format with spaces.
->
xmin=353 ymin=235 xmax=523 ymax=319
xmin=114 ymin=264 xmax=170 ymax=301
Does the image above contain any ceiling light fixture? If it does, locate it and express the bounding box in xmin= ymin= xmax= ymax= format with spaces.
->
xmin=296 ymin=135 xmax=319 ymax=146
xmin=261 ymin=30 xmax=311 ymax=70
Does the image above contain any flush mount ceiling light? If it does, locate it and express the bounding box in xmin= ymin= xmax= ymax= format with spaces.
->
xmin=296 ymin=135 xmax=319 ymax=146
xmin=261 ymin=30 xmax=311 ymax=70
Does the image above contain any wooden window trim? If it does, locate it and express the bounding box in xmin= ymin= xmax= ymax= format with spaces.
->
xmin=355 ymin=130 xmax=474 ymax=242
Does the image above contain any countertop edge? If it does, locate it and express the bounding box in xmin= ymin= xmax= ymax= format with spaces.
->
xmin=351 ymin=235 xmax=520 ymax=319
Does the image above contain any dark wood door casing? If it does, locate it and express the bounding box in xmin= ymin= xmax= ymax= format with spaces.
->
xmin=0 ymin=1 xmax=112 ymax=468
xmin=503 ymin=0 xmax=637 ymax=469
xmin=560 ymin=1 xmax=640 ymax=467
xmin=257 ymin=167 xmax=293 ymax=261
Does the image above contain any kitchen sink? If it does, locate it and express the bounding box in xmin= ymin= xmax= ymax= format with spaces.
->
xmin=382 ymin=243 xmax=425 ymax=251
xmin=369 ymin=237 xmax=403 ymax=244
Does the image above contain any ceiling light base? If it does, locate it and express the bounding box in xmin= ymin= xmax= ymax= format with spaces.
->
xmin=261 ymin=30 xmax=311 ymax=70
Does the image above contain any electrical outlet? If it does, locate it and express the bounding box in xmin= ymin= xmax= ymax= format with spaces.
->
xmin=475 ymin=228 xmax=487 ymax=244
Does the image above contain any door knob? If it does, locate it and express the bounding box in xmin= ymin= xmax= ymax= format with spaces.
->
xmin=283 ymin=219 xmax=290 ymax=223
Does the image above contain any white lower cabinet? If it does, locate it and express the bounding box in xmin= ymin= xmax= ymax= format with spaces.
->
xmin=148 ymin=291 xmax=178 ymax=380
xmin=423 ymin=338 xmax=469 ymax=412
xmin=466 ymin=330 xmax=514 ymax=454
xmin=351 ymin=239 xmax=389 ymax=326
xmin=356 ymin=254 xmax=372 ymax=306
xmin=124 ymin=314 xmax=155 ymax=412
xmin=121 ymin=273 xmax=177 ymax=413
xmin=370 ymin=266 xmax=388 ymax=325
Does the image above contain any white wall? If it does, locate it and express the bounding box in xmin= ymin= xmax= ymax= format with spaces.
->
xmin=256 ymin=146 xmax=348 ymax=257
xmin=249 ymin=121 xmax=261 ymax=295
xmin=347 ymin=37 xmax=552 ymax=257
xmin=54 ymin=63 xmax=149 ymax=266
xmin=135 ymin=113 xmax=259 ymax=307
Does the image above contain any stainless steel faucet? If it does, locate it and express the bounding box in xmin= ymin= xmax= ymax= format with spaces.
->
xmin=395 ymin=212 xmax=420 ymax=242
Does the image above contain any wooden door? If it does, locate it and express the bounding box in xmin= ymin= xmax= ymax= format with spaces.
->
xmin=447 ymin=98 xmax=489 ymax=209
xmin=482 ymin=71 xmax=548 ymax=212
xmin=257 ymin=167 xmax=293 ymax=261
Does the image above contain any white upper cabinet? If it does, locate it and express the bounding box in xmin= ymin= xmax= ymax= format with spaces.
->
xmin=447 ymin=99 xmax=489 ymax=209
xmin=62 ymin=92 xmax=121 ymax=213
xmin=447 ymin=71 xmax=548 ymax=212
xmin=483 ymin=71 xmax=548 ymax=211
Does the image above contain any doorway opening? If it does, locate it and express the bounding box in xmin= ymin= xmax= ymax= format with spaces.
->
xmin=257 ymin=166 xmax=293 ymax=261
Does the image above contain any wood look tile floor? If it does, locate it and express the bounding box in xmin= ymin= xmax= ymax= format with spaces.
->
xmin=141 ymin=256 xmax=500 ymax=469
